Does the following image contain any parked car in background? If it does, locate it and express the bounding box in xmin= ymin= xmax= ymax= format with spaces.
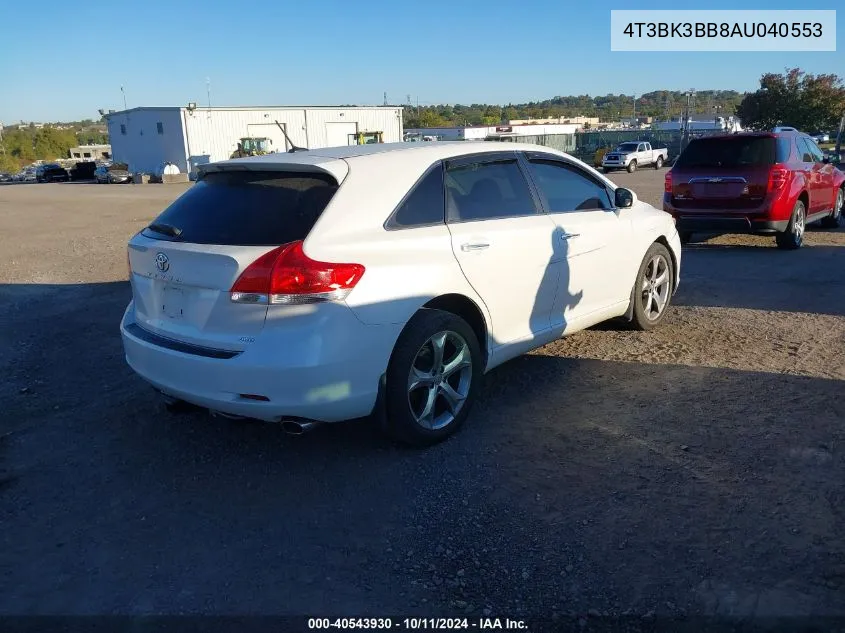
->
xmin=812 ymin=133 xmax=830 ymax=144
xmin=70 ymin=161 xmax=97 ymax=181
xmin=23 ymin=169 xmax=36 ymax=182
xmin=0 ymin=173 xmax=12 ymax=183
xmin=121 ymin=142 xmax=681 ymax=446
xmin=94 ymin=164 xmax=132 ymax=184
xmin=664 ymin=130 xmax=844 ymax=249
xmin=602 ymin=141 xmax=668 ymax=173
xmin=36 ymin=164 xmax=70 ymax=183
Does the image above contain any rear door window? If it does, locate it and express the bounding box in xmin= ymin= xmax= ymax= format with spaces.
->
xmin=141 ymin=170 xmax=338 ymax=246
xmin=445 ymin=158 xmax=538 ymax=222
xmin=796 ymin=138 xmax=814 ymax=162
xmin=803 ymin=138 xmax=825 ymax=162
xmin=676 ymin=137 xmax=777 ymax=168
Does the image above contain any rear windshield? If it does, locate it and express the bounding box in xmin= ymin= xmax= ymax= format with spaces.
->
xmin=675 ymin=137 xmax=776 ymax=168
xmin=616 ymin=143 xmax=639 ymax=152
xmin=141 ymin=170 xmax=338 ymax=246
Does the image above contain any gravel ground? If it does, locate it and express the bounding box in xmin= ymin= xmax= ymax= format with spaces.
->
xmin=1 ymin=174 xmax=844 ymax=629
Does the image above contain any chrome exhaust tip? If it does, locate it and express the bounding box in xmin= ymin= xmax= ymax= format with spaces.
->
xmin=281 ymin=419 xmax=319 ymax=436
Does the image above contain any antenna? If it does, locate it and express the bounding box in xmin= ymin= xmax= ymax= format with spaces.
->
xmin=274 ymin=120 xmax=308 ymax=152
xmin=206 ymin=77 xmax=212 ymax=108
xmin=120 ymin=85 xmax=127 ymax=111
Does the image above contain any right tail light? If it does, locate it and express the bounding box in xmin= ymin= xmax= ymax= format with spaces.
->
xmin=767 ymin=166 xmax=789 ymax=192
xmin=664 ymin=171 xmax=672 ymax=193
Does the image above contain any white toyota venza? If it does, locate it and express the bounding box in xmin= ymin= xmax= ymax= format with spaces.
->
xmin=121 ymin=142 xmax=681 ymax=445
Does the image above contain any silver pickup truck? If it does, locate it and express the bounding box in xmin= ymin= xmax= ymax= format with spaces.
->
xmin=602 ymin=141 xmax=668 ymax=173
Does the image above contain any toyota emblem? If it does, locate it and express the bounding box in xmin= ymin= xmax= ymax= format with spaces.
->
xmin=155 ymin=253 xmax=170 ymax=272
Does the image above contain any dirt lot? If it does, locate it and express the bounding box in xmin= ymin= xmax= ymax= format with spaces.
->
xmin=1 ymin=172 xmax=844 ymax=628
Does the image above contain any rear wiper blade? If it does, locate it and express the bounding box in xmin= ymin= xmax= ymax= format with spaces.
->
xmin=147 ymin=223 xmax=183 ymax=238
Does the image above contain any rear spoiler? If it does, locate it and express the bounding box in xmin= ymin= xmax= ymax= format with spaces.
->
xmin=196 ymin=156 xmax=349 ymax=184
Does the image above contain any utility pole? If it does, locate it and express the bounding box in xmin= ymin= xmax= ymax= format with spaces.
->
xmin=120 ymin=85 xmax=127 ymax=111
xmin=383 ymin=92 xmax=388 ymax=106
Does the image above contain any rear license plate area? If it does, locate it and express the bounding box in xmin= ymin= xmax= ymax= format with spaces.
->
xmin=162 ymin=285 xmax=185 ymax=319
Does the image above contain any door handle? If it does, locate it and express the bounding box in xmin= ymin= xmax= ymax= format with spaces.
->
xmin=560 ymin=232 xmax=580 ymax=240
xmin=460 ymin=242 xmax=490 ymax=252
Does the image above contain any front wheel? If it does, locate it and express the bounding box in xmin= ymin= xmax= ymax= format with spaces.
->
xmin=630 ymin=243 xmax=674 ymax=331
xmin=384 ymin=309 xmax=482 ymax=446
xmin=627 ymin=160 xmax=637 ymax=173
xmin=776 ymin=200 xmax=806 ymax=250
xmin=820 ymin=188 xmax=843 ymax=229
xmin=654 ymin=156 xmax=664 ymax=169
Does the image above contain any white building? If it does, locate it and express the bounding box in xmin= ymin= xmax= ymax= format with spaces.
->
xmin=652 ymin=116 xmax=743 ymax=133
xmin=405 ymin=123 xmax=581 ymax=142
xmin=105 ymin=105 xmax=404 ymax=177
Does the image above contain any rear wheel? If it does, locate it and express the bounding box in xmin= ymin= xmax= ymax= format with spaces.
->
xmin=776 ymin=200 xmax=806 ymax=250
xmin=630 ymin=243 xmax=674 ymax=331
xmin=627 ymin=160 xmax=637 ymax=173
xmin=654 ymin=156 xmax=664 ymax=169
xmin=820 ymin=188 xmax=843 ymax=229
xmin=384 ymin=309 xmax=482 ymax=446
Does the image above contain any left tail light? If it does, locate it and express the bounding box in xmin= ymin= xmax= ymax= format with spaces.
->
xmin=664 ymin=171 xmax=672 ymax=193
xmin=230 ymin=241 xmax=365 ymax=305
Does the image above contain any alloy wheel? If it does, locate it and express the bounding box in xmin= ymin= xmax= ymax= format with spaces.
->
xmin=407 ymin=330 xmax=473 ymax=430
xmin=793 ymin=205 xmax=805 ymax=243
xmin=640 ymin=254 xmax=671 ymax=321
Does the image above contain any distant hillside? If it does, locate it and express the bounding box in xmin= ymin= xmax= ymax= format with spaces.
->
xmin=403 ymin=90 xmax=746 ymax=128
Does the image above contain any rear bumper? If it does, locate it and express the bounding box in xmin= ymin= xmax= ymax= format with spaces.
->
xmin=663 ymin=197 xmax=788 ymax=234
xmin=673 ymin=216 xmax=789 ymax=234
xmin=120 ymin=302 xmax=400 ymax=423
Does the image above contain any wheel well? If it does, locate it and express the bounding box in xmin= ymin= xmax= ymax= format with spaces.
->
xmin=655 ymin=236 xmax=678 ymax=290
xmin=422 ymin=294 xmax=489 ymax=363
xmin=798 ymin=191 xmax=809 ymax=208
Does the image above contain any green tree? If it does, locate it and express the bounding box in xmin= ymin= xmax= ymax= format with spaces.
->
xmin=737 ymin=68 xmax=845 ymax=132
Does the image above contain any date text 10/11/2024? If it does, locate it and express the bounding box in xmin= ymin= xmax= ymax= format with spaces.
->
xmin=307 ymin=618 xmax=528 ymax=630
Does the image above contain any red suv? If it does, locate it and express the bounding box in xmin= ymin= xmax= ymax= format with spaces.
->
xmin=663 ymin=130 xmax=844 ymax=249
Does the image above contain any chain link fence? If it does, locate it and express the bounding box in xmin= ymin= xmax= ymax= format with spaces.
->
xmin=487 ymin=129 xmax=729 ymax=165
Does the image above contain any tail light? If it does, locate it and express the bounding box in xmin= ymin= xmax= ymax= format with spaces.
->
xmin=230 ymin=241 xmax=365 ymax=305
xmin=767 ymin=166 xmax=789 ymax=192
xmin=664 ymin=171 xmax=672 ymax=193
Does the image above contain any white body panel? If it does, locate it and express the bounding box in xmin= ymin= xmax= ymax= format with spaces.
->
xmin=121 ymin=142 xmax=681 ymax=425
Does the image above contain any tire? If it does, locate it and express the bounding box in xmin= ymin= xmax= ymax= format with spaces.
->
xmin=679 ymin=231 xmax=693 ymax=245
xmin=820 ymin=187 xmax=843 ymax=229
xmin=627 ymin=160 xmax=637 ymax=173
xmin=384 ymin=308 xmax=482 ymax=446
xmin=775 ymin=199 xmax=806 ymax=250
xmin=630 ymin=243 xmax=674 ymax=331
xmin=654 ymin=156 xmax=664 ymax=169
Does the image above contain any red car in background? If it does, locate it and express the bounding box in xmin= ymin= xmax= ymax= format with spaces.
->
xmin=664 ymin=130 xmax=844 ymax=249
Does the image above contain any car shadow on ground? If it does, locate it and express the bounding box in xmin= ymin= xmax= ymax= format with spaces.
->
xmin=672 ymin=243 xmax=845 ymax=316
xmin=2 ymin=280 xmax=844 ymax=620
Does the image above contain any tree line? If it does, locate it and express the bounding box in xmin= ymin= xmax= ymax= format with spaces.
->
xmin=403 ymin=69 xmax=844 ymax=136
xmin=0 ymin=123 xmax=109 ymax=173
xmin=403 ymin=90 xmax=747 ymax=128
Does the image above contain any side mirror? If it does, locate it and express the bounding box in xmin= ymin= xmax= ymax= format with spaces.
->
xmin=615 ymin=187 xmax=634 ymax=209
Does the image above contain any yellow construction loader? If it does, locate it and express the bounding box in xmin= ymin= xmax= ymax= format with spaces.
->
xmin=230 ymin=137 xmax=273 ymax=159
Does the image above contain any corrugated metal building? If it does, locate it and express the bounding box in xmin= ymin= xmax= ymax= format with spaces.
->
xmin=105 ymin=106 xmax=404 ymax=177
